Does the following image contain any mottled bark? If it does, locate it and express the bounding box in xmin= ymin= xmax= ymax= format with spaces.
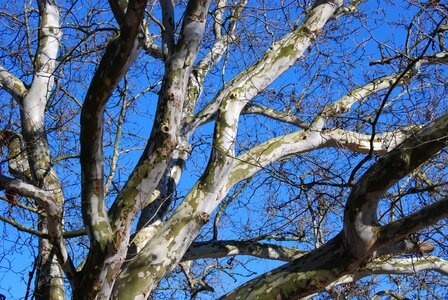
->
xmin=223 ymin=112 xmax=448 ymax=299
xmin=160 ymin=0 xmax=175 ymax=58
xmin=0 ymin=66 xmax=27 ymax=102
xmin=77 ymin=0 xmax=212 ymax=298
xmin=108 ymin=0 xmax=212 ymax=235
xmin=187 ymin=0 xmax=343 ymax=134
xmin=184 ymin=240 xmax=305 ymax=262
xmin=35 ymin=224 xmax=66 ymax=300
xmin=242 ymin=104 xmax=310 ymax=129
xmin=222 ymin=234 xmax=356 ymax=300
xmin=77 ymin=0 xmax=148 ymax=297
xmin=344 ymin=113 xmax=448 ymax=259
xmin=135 ymin=140 xmax=190 ymax=232
xmin=323 ymin=255 xmax=448 ymax=294
xmin=1 ymin=1 xmax=447 ymax=298
xmin=113 ymin=1 xmax=342 ymax=298
xmin=17 ymin=0 xmax=72 ymax=297
xmin=0 ymin=131 xmax=31 ymax=180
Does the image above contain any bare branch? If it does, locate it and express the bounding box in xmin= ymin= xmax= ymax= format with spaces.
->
xmin=0 ymin=215 xmax=47 ymax=237
xmin=184 ymin=0 xmax=248 ymax=118
xmin=333 ymin=0 xmax=367 ymax=19
xmin=329 ymin=256 xmax=448 ymax=289
xmin=109 ymin=0 xmax=212 ymax=234
xmin=80 ymin=0 xmax=147 ymax=246
xmin=344 ymin=112 xmax=448 ymax=259
xmin=0 ymin=175 xmax=54 ymax=211
xmin=0 ymin=130 xmax=31 ymax=180
xmin=310 ymin=74 xmax=404 ymax=131
xmin=242 ymin=104 xmax=310 ymax=129
xmin=375 ymin=198 xmax=448 ymax=251
xmin=183 ymin=240 xmax=304 ymax=262
xmin=0 ymin=66 xmax=27 ymax=102
xmin=187 ymin=0 xmax=343 ymax=135
xmin=321 ymin=126 xmax=418 ymax=155
xmin=77 ymin=0 xmax=150 ymax=296
xmin=160 ymin=0 xmax=175 ymax=58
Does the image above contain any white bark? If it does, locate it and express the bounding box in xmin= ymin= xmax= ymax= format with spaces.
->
xmin=310 ymin=74 xmax=404 ymax=131
xmin=184 ymin=240 xmax=304 ymax=262
xmin=321 ymin=127 xmax=416 ymax=155
xmin=242 ymin=104 xmax=310 ymax=128
xmin=327 ymin=256 xmax=448 ymax=289
xmin=186 ymin=0 xmax=343 ymax=135
xmin=113 ymin=1 xmax=343 ymax=298
xmin=0 ymin=174 xmax=53 ymax=207
xmin=0 ymin=66 xmax=27 ymax=101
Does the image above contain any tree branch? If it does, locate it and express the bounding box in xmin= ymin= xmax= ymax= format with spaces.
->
xmin=0 ymin=130 xmax=32 ymax=180
xmin=0 ymin=65 xmax=27 ymax=102
xmin=183 ymin=0 xmax=248 ymax=120
xmin=344 ymin=112 xmax=448 ymax=259
xmin=108 ymin=0 xmax=213 ymax=242
xmin=160 ymin=0 xmax=175 ymax=58
xmin=375 ymin=198 xmax=448 ymax=251
xmin=321 ymin=126 xmax=418 ymax=155
xmin=242 ymin=104 xmax=310 ymax=129
xmin=0 ymin=215 xmax=47 ymax=237
xmin=221 ymin=233 xmax=355 ymax=299
xmin=184 ymin=240 xmax=304 ymax=262
xmin=78 ymin=0 xmax=149 ymax=296
xmin=328 ymin=256 xmax=448 ymax=289
xmin=186 ymin=0 xmax=343 ymax=135
xmin=0 ymin=175 xmax=54 ymax=211
xmin=80 ymin=0 xmax=147 ymax=247
xmin=310 ymin=74 xmax=404 ymax=131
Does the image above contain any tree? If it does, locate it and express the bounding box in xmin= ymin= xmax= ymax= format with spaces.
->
xmin=0 ymin=0 xmax=447 ymax=298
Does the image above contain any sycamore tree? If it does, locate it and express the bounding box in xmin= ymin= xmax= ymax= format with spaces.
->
xmin=0 ymin=0 xmax=448 ymax=298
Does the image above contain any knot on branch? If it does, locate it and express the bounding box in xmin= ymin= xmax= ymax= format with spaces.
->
xmin=199 ymin=212 xmax=210 ymax=224
xmin=417 ymin=242 xmax=434 ymax=254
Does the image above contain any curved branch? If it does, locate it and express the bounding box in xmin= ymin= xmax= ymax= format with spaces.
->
xmin=115 ymin=2 xmax=347 ymax=298
xmin=333 ymin=0 xmax=366 ymax=19
xmin=344 ymin=112 xmax=448 ymax=259
xmin=0 ymin=130 xmax=31 ymax=180
xmin=223 ymin=112 xmax=448 ymax=299
xmin=371 ymin=51 xmax=448 ymax=67
xmin=183 ymin=0 xmax=248 ymax=119
xmin=221 ymin=233 xmax=355 ymax=299
xmin=186 ymin=0 xmax=343 ymax=135
xmin=80 ymin=0 xmax=147 ymax=248
xmin=109 ymin=0 xmax=212 ymax=232
xmin=78 ymin=0 xmax=149 ymax=296
xmin=160 ymin=0 xmax=175 ymax=58
xmin=0 ymin=66 xmax=27 ymax=102
xmin=328 ymin=256 xmax=448 ymax=289
xmin=0 ymin=175 xmax=53 ymax=210
xmin=310 ymin=74 xmax=404 ymax=130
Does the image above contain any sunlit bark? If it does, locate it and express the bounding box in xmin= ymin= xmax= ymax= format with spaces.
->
xmin=1 ymin=0 xmax=447 ymax=299
xmin=223 ymin=113 xmax=448 ymax=299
